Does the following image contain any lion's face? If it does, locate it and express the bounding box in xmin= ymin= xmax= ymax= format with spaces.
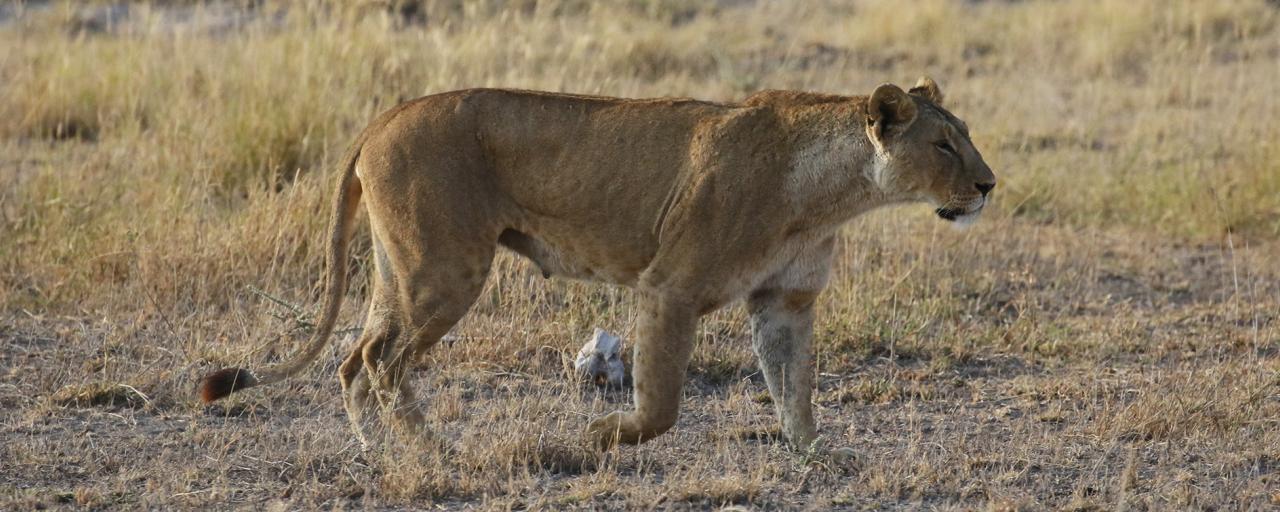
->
xmin=864 ymin=78 xmax=996 ymax=224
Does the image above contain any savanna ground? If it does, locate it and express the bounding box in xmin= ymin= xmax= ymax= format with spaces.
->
xmin=2 ymin=0 xmax=1279 ymax=509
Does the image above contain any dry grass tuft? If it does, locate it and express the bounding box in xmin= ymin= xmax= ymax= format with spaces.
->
xmin=50 ymin=382 xmax=150 ymax=410
xmin=1096 ymin=363 xmax=1279 ymax=442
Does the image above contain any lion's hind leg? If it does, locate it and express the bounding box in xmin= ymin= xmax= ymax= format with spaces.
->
xmin=339 ymin=312 xmax=398 ymax=447
xmin=358 ymin=227 xmax=495 ymax=443
xmin=339 ymin=235 xmax=403 ymax=447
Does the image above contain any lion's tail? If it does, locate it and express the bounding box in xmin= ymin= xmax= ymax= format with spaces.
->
xmin=199 ymin=135 xmax=365 ymax=403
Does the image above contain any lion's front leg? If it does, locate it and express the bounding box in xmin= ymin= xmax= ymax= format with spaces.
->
xmin=748 ymin=288 xmax=820 ymax=447
xmin=748 ymin=288 xmax=856 ymax=465
xmin=585 ymin=293 xmax=696 ymax=451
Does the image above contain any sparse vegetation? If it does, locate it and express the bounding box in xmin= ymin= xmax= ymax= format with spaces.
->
xmin=2 ymin=0 xmax=1278 ymax=509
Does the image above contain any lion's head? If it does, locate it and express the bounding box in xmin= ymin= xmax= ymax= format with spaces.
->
xmin=863 ymin=77 xmax=996 ymax=224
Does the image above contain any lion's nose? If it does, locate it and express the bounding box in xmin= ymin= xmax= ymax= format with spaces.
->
xmin=975 ymin=182 xmax=995 ymax=196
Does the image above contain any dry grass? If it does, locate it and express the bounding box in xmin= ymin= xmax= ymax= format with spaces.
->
xmin=2 ymin=0 xmax=1279 ymax=509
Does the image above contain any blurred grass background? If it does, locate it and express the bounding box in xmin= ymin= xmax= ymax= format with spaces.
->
xmin=3 ymin=1 xmax=1278 ymax=314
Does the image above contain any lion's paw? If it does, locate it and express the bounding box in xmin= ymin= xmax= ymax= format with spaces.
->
xmin=802 ymin=439 xmax=860 ymax=471
xmin=584 ymin=412 xmax=625 ymax=452
xmin=824 ymin=446 xmax=858 ymax=466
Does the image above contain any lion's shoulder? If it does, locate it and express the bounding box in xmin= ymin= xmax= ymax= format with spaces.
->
xmin=741 ymin=90 xmax=854 ymax=108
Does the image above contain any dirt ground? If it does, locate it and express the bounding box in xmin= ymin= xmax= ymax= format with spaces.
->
xmin=4 ymin=217 xmax=1277 ymax=510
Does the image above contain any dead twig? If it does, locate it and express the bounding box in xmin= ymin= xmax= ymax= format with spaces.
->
xmin=247 ymin=285 xmax=363 ymax=340
xmin=248 ymin=285 xmax=312 ymax=328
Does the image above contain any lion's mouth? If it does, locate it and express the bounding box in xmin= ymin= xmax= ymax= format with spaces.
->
xmin=935 ymin=207 xmax=964 ymax=221
xmin=935 ymin=201 xmax=984 ymax=222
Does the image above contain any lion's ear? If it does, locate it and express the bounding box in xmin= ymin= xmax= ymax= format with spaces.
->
xmin=909 ymin=76 xmax=943 ymax=105
xmin=866 ymin=83 xmax=917 ymax=146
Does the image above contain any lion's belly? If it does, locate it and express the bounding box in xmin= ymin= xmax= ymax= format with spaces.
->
xmin=498 ymin=226 xmax=654 ymax=286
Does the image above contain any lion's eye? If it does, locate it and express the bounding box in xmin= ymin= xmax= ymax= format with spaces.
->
xmin=934 ymin=140 xmax=957 ymax=155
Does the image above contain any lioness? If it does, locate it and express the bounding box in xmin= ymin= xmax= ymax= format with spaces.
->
xmin=201 ymin=77 xmax=995 ymax=459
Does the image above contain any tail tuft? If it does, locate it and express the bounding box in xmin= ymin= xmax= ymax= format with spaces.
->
xmin=199 ymin=368 xmax=259 ymax=403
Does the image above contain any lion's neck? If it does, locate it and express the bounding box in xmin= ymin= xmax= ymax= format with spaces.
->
xmin=783 ymin=117 xmax=895 ymax=232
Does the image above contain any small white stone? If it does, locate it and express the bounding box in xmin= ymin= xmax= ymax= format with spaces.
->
xmin=574 ymin=328 xmax=626 ymax=387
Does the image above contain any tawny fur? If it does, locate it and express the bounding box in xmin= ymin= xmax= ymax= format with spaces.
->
xmin=198 ymin=77 xmax=995 ymax=459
